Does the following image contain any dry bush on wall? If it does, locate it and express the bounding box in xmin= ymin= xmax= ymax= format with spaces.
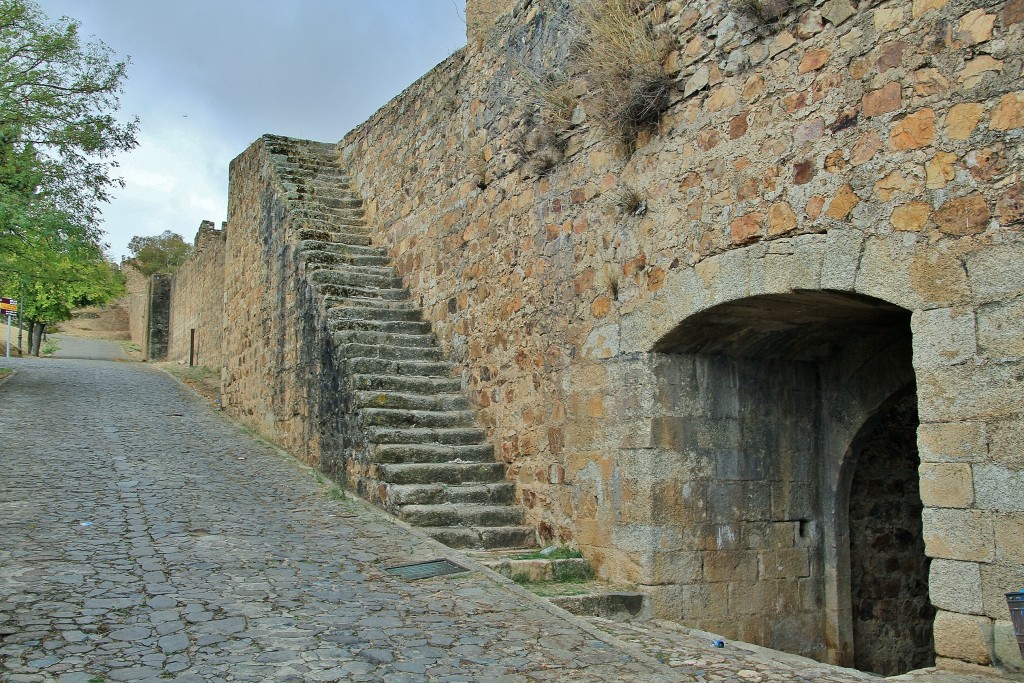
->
xmin=512 ymin=67 xmax=579 ymax=179
xmin=615 ymin=185 xmax=648 ymax=216
xmin=573 ymin=0 xmax=673 ymax=146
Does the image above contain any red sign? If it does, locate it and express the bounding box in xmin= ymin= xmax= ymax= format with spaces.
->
xmin=1 ymin=297 xmax=17 ymax=317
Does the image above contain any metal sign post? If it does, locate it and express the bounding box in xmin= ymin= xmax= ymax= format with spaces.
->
xmin=1 ymin=297 xmax=17 ymax=358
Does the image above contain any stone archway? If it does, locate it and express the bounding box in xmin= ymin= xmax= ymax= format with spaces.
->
xmin=842 ymin=388 xmax=935 ymax=675
xmin=639 ymin=287 xmax=919 ymax=665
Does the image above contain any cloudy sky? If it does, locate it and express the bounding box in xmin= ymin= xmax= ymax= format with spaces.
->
xmin=34 ymin=0 xmax=468 ymax=262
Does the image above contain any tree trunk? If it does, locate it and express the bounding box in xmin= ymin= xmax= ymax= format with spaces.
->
xmin=25 ymin=320 xmax=35 ymax=355
xmin=30 ymin=322 xmax=44 ymax=356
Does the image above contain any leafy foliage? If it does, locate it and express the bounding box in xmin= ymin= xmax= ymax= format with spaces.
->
xmin=126 ymin=230 xmax=193 ymax=276
xmin=0 ymin=0 xmax=135 ymax=352
xmin=0 ymin=0 xmax=138 ymax=231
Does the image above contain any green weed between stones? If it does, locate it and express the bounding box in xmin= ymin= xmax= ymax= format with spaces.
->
xmin=513 ymin=546 xmax=583 ymax=560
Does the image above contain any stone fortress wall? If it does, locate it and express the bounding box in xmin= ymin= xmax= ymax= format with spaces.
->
xmin=336 ymin=0 xmax=1023 ymax=675
xmin=166 ymin=221 xmax=226 ymax=368
xmin=133 ymin=0 xmax=1024 ymax=677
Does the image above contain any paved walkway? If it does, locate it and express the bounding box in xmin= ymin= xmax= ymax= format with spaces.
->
xmin=0 ymin=356 xmax=678 ymax=682
xmin=48 ymin=335 xmax=126 ymax=362
xmin=0 ymin=353 xmax=1004 ymax=682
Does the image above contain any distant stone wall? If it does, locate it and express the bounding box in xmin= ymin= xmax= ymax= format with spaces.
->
xmin=123 ymin=264 xmax=148 ymax=347
xmin=167 ymin=221 xmax=226 ymax=368
xmin=144 ymin=274 xmax=170 ymax=362
xmin=336 ymin=0 xmax=1024 ymax=673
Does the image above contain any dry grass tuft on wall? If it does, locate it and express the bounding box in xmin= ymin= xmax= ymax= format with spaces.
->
xmin=573 ymin=0 xmax=673 ymax=146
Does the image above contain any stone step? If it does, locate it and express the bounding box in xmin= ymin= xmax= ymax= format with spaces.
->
xmin=331 ymin=331 xmax=435 ymax=349
xmin=367 ymin=426 xmax=485 ymax=446
xmin=353 ymin=390 xmax=469 ymax=412
xmin=386 ymin=482 xmax=516 ymax=506
xmin=292 ymin=211 xmax=368 ymax=227
xmin=343 ymin=357 xmax=453 ymax=378
xmin=327 ymin=304 xmax=421 ymax=323
xmin=399 ymin=504 xmax=524 ymax=528
xmin=310 ymin=268 xmax=404 ymax=291
xmin=373 ymin=442 xmax=494 ymax=465
xmin=299 ymin=249 xmax=391 ymax=269
xmin=379 ymin=461 xmax=506 ymax=485
xmin=295 ymin=228 xmax=373 ymax=247
xmin=549 ymin=593 xmax=649 ymax=622
xmin=277 ymin=168 xmax=351 ymax=185
xmin=298 ymin=241 xmax=389 ymax=261
xmin=351 ymin=373 xmax=461 ymax=394
xmin=421 ymin=526 xmax=538 ymax=550
xmin=361 ymin=408 xmax=476 ymax=429
xmin=307 ymin=261 xmax=397 ymax=280
xmin=329 ymin=318 xmax=433 ymax=336
xmin=336 ymin=343 xmax=443 ymax=362
xmin=305 ymin=195 xmax=363 ymax=211
xmin=478 ymin=555 xmax=594 ymax=583
xmin=318 ymin=284 xmax=410 ymax=301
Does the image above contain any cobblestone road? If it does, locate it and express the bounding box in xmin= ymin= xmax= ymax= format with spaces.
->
xmin=0 ymin=356 xmax=676 ymax=682
xmin=0 ymin=353 xmax=1002 ymax=682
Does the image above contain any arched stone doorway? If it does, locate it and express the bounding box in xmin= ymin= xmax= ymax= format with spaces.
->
xmin=844 ymin=388 xmax=935 ymax=675
xmin=639 ymin=288 xmax=929 ymax=669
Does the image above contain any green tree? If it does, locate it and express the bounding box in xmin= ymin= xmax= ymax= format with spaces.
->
xmin=0 ymin=226 xmax=124 ymax=355
xmin=0 ymin=0 xmax=138 ymax=237
xmin=0 ymin=0 xmax=137 ymax=354
xmin=126 ymin=230 xmax=193 ymax=276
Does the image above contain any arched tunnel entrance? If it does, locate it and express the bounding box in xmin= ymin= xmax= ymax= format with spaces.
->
xmin=648 ymin=289 xmax=932 ymax=671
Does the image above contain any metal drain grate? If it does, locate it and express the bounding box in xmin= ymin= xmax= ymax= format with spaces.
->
xmin=384 ymin=559 xmax=469 ymax=580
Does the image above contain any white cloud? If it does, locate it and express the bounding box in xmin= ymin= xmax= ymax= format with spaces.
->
xmin=33 ymin=0 xmax=467 ymax=261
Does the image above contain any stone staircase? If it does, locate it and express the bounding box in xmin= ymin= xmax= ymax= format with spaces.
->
xmin=264 ymin=135 xmax=536 ymax=550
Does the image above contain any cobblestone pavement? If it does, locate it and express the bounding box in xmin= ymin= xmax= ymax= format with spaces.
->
xmin=585 ymin=619 xmax=1001 ymax=683
xmin=0 ymin=355 xmax=1003 ymax=682
xmin=0 ymin=357 xmax=681 ymax=682
xmin=49 ymin=335 xmax=127 ymax=361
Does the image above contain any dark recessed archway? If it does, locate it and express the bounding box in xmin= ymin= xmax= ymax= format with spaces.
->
xmin=647 ymin=289 xmax=925 ymax=669
xmin=845 ymin=388 xmax=934 ymax=675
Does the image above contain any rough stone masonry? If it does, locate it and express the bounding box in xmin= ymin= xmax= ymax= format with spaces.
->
xmin=134 ymin=0 xmax=1024 ymax=678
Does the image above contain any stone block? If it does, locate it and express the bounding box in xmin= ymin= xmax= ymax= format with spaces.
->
xmin=994 ymin=620 xmax=1024 ymax=673
xmin=908 ymin=248 xmax=971 ymax=308
xmin=974 ymin=465 xmax=1024 ymax=511
xmin=922 ymin=508 xmax=994 ymax=562
xmin=856 ymin=236 xmax=919 ymax=310
xmin=820 ymin=228 xmax=864 ymax=290
xmin=704 ymin=549 xmax=758 ymax=583
xmin=650 ymin=549 xmax=704 ymax=585
xmin=890 ymin=108 xmax=936 ymax=150
xmin=994 ymin=514 xmax=1024 ymax=566
xmin=930 ymin=559 xmax=984 ymax=614
xmin=891 ymin=202 xmax=931 ymax=231
xmin=758 ymin=548 xmax=809 ymax=580
xmin=946 ymin=102 xmax=985 ymax=140
xmin=934 ymin=193 xmax=990 ymax=236
xmin=964 ymin=243 xmax=1024 ymax=304
xmin=917 ymin=362 xmax=1024 ymax=422
xmin=918 ymin=421 xmax=987 ymax=464
xmin=934 ymin=610 xmax=992 ymax=664
xmin=989 ymin=416 xmax=1024 ymax=470
xmin=920 ymin=463 xmax=975 ymax=508
xmin=980 ymin=562 xmax=1024 ymax=620
xmin=977 ymin=297 xmax=1024 ymax=359
xmin=863 ymin=81 xmax=902 ymax=117
xmin=990 ymin=91 xmax=1024 ymax=131
xmin=911 ymin=308 xmax=976 ymax=369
